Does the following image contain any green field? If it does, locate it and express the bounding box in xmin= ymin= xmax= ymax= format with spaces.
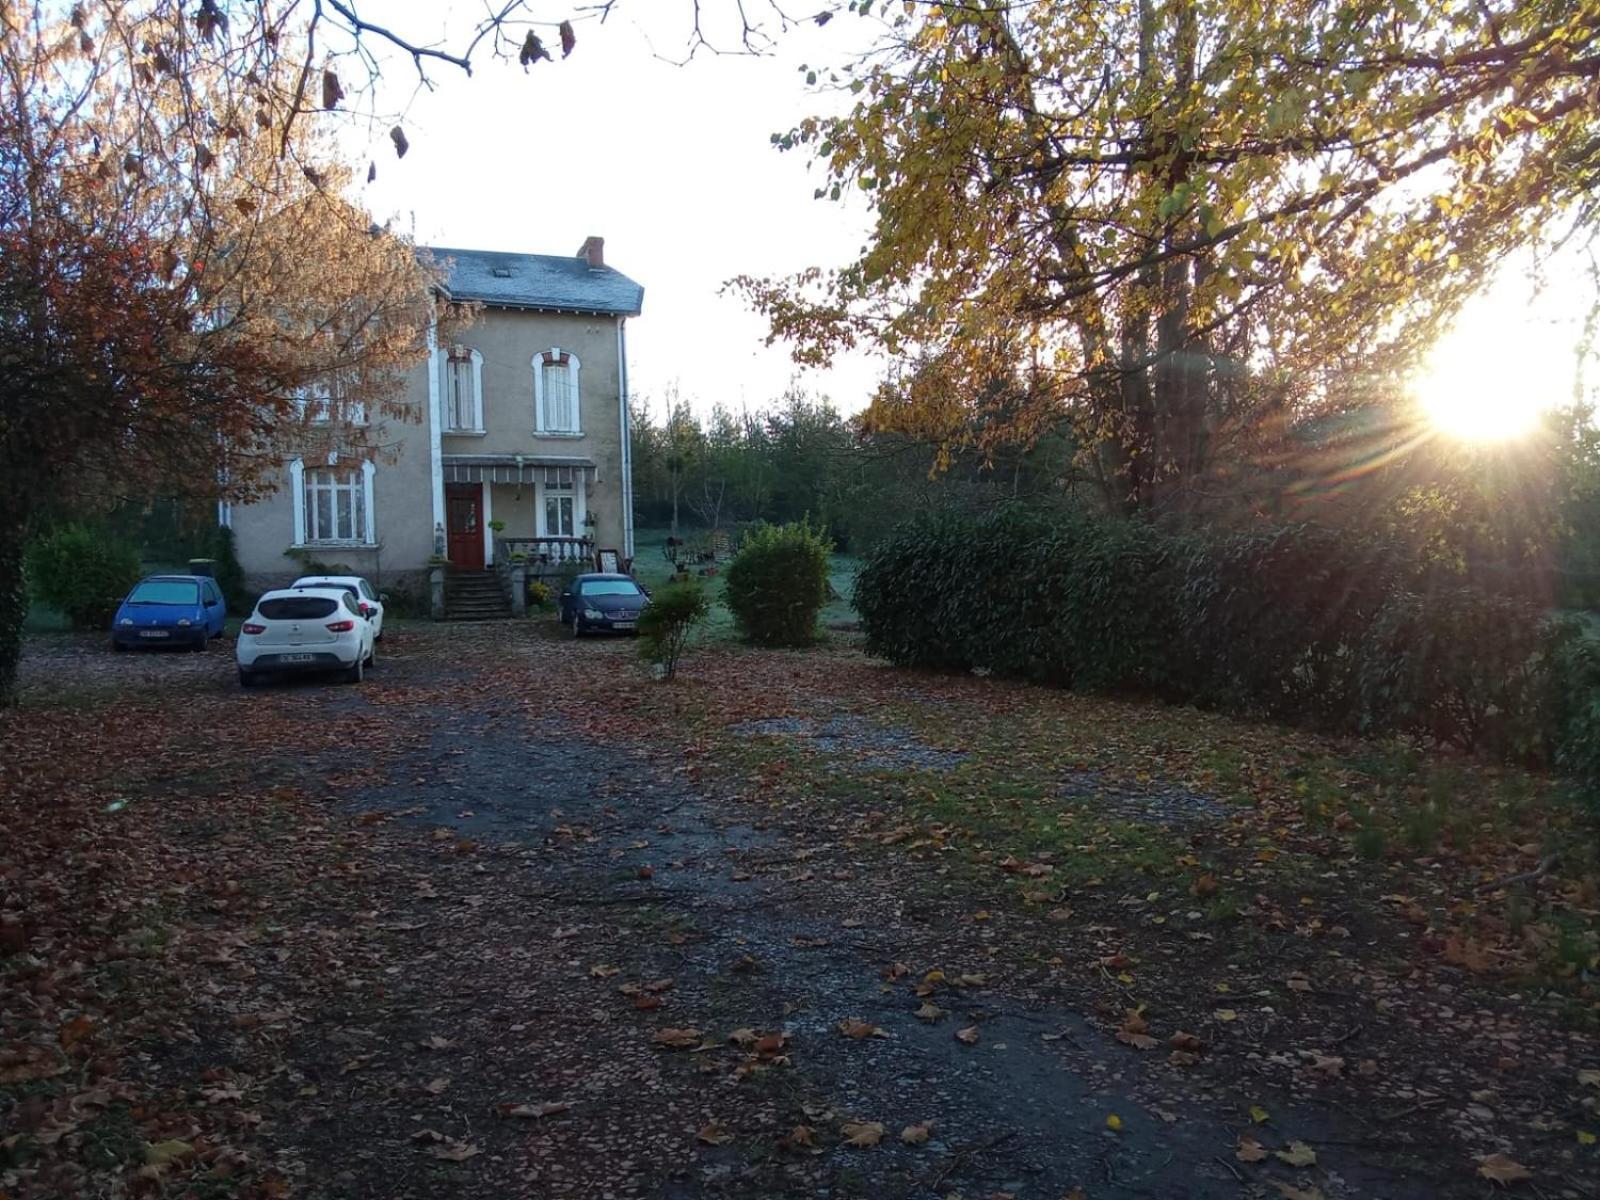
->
xmin=630 ymin=525 xmax=861 ymax=642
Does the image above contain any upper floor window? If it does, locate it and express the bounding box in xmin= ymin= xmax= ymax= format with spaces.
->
xmin=298 ymin=380 xmax=366 ymax=427
xmin=533 ymin=348 xmax=582 ymax=435
xmin=443 ymin=346 xmax=483 ymax=432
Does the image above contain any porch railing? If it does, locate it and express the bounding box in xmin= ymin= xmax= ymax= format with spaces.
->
xmin=496 ymin=536 xmax=595 ymax=568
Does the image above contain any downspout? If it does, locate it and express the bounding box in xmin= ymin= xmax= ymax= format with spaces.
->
xmin=426 ymin=307 xmax=445 ymax=559
xmin=617 ymin=316 xmax=635 ymax=561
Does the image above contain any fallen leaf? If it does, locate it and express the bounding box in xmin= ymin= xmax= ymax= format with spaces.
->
xmin=838 ymin=1019 xmax=888 ymax=1040
xmin=1577 ymin=1130 xmax=1596 ymax=1146
xmin=782 ymin=1124 xmax=815 ymax=1149
xmin=753 ymin=1033 xmax=787 ymax=1056
xmin=1170 ymin=1031 xmax=1204 ymax=1053
xmin=915 ymin=1002 xmax=947 ymax=1022
xmin=633 ymin=994 xmax=663 ymax=1011
xmin=842 ymin=1121 xmax=885 ymax=1147
xmin=428 ymin=1139 xmax=481 ymax=1162
xmin=955 ymin=1025 xmax=980 ymax=1045
xmin=1477 ymin=1154 xmax=1531 ymax=1185
xmin=1105 ymin=1113 xmax=1123 ymax=1131
xmin=653 ymin=1028 xmax=702 ymax=1049
xmin=421 ymin=1077 xmax=449 ymax=1095
xmin=697 ymin=1121 xmax=733 ymax=1146
xmin=1271 ymin=1185 xmax=1324 ymax=1200
xmin=1249 ymin=1105 xmax=1270 ymax=1124
xmin=728 ymin=1028 xmax=759 ymax=1048
xmin=1215 ymin=1009 xmax=1239 ymax=1022
xmin=1116 ymin=1030 xmax=1159 ymax=1050
xmin=900 ymin=1122 xmax=932 ymax=1145
xmin=144 ymin=1139 xmax=194 ymax=1167
xmin=1236 ymin=1135 xmax=1269 ymax=1162
xmin=590 ymin=964 xmax=620 ymax=978
xmin=1276 ymin=1141 xmax=1317 ymax=1167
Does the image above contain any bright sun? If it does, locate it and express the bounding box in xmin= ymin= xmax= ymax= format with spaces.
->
xmin=1410 ymin=279 xmax=1578 ymax=442
xmin=1415 ymin=364 xmax=1545 ymax=442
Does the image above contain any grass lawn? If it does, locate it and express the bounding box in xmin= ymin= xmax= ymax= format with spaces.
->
xmin=630 ymin=524 xmax=863 ymax=641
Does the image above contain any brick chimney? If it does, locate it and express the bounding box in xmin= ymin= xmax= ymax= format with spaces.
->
xmin=578 ymin=236 xmax=605 ymax=270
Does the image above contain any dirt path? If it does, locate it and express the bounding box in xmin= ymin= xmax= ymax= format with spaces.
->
xmin=4 ymin=624 xmax=1595 ymax=1199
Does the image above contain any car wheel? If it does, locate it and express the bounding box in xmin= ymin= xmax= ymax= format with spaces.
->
xmin=365 ymin=641 xmax=376 ymax=668
xmin=346 ymin=655 xmax=365 ymax=684
xmin=111 ymin=638 xmax=126 ymax=653
xmin=238 ymin=668 xmax=257 ymax=688
xmin=572 ymin=615 xmax=584 ymax=639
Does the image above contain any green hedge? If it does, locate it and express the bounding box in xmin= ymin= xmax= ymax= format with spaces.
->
xmin=25 ymin=523 xmax=142 ymax=630
xmin=856 ymin=508 xmax=1599 ymax=793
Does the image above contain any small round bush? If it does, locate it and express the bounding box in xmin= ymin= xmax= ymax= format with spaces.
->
xmin=26 ymin=523 xmax=142 ymax=629
xmin=723 ymin=520 xmax=831 ymax=647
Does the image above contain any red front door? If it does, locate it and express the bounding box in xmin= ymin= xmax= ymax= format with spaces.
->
xmin=446 ymin=483 xmax=484 ymax=569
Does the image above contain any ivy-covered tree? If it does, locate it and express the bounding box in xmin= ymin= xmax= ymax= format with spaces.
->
xmin=739 ymin=0 xmax=1600 ymax=517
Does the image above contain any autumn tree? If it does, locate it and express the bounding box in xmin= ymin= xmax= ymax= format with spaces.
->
xmin=0 ymin=2 xmax=444 ymax=704
xmin=740 ymin=0 xmax=1600 ymax=517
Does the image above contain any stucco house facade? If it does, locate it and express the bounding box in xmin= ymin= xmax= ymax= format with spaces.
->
xmin=225 ymin=238 xmax=643 ymax=611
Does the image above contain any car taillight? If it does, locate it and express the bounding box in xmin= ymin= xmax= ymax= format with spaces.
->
xmin=326 ymin=620 xmax=356 ymax=632
xmin=241 ymin=622 xmax=266 ymax=634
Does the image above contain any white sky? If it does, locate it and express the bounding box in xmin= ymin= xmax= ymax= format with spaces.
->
xmin=344 ymin=3 xmax=885 ymax=421
xmin=339 ymin=3 xmax=1597 ymax=431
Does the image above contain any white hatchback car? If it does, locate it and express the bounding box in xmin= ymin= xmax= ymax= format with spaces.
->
xmin=236 ymin=587 xmax=376 ymax=687
xmin=290 ymin=574 xmax=386 ymax=640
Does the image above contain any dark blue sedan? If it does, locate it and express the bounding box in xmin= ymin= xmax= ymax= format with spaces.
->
xmin=110 ymin=575 xmax=227 ymax=651
xmin=559 ymin=573 xmax=651 ymax=637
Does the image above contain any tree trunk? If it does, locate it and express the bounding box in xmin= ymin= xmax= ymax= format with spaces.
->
xmin=0 ymin=519 xmax=29 ymax=707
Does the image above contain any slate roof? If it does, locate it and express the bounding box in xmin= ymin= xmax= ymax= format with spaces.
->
xmin=424 ymin=245 xmax=644 ymax=316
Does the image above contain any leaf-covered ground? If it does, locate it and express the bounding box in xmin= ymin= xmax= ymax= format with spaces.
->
xmin=2 ymin=623 xmax=1598 ymax=1199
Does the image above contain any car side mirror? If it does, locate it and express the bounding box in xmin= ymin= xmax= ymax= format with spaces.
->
xmin=360 ymin=604 xmax=374 ymax=617
xmin=205 ymin=598 xmax=218 ymax=607
xmin=378 ymin=592 xmax=389 ymax=603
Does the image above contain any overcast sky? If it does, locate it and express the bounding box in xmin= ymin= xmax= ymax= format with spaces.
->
xmin=344 ymin=3 xmax=883 ymax=422
xmin=342 ymin=3 xmax=1595 ymax=430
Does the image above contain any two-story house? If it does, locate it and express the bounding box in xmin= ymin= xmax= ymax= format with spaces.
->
xmin=225 ymin=238 xmax=644 ymax=614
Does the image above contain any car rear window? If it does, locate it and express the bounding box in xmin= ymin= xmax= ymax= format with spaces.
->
xmin=295 ymin=578 xmax=358 ymax=598
xmin=580 ymin=580 xmax=644 ymax=597
xmin=128 ymin=580 xmax=199 ymax=604
xmin=258 ymin=597 xmax=338 ymax=620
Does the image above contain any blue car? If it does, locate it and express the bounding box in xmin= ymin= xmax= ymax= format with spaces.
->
xmin=110 ymin=575 xmax=227 ymax=651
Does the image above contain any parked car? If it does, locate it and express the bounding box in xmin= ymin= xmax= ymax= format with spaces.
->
xmin=110 ymin=575 xmax=227 ymax=651
xmin=560 ymin=573 xmax=652 ymax=637
xmin=290 ymin=574 xmax=387 ymax=640
xmin=236 ymin=587 xmax=375 ymax=686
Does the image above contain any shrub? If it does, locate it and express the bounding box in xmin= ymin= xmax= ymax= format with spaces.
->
xmin=209 ymin=525 xmax=248 ymax=614
xmin=724 ymin=520 xmax=831 ymax=647
xmin=527 ymin=579 xmax=553 ymax=609
xmin=25 ymin=523 xmax=142 ymax=629
xmin=637 ymin=581 xmax=710 ymax=679
xmin=856 ymin=504 xmax=1597 ymax=778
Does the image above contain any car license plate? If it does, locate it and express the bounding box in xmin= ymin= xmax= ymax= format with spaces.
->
xmin=139 ymin=630 xmax=169 ymax=638
xmin=278 ymin=653 xmax=314 ymax=663
xmin=612 ymin=620 xmax=636 ymax=630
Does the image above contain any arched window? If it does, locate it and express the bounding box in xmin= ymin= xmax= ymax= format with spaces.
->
xmin=533 ymin=348 xmax=582 ymax=435
xmin=442 ymin=346 xmax=483 ymax=432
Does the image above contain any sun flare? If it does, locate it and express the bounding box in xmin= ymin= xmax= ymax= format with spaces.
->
xmin=1416 ymin=371 xmax=1544 ymax=442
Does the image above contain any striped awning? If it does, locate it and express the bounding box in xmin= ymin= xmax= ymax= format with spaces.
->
xmin=441 ymin=455 xmax=596 ymax=486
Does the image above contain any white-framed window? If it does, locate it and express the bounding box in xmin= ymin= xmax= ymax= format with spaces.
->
xmin=298 ymin=381 xmax=366 ymax=426
xmin=533 ymin=348 xmax=582 ymax=435
xmin=442 ymin=346 xmax=483 ymax=432
xmin=537 ymin=476 xmax=586 ymax=538
xmin=289 ymin=457 xmax=376 ymax=546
